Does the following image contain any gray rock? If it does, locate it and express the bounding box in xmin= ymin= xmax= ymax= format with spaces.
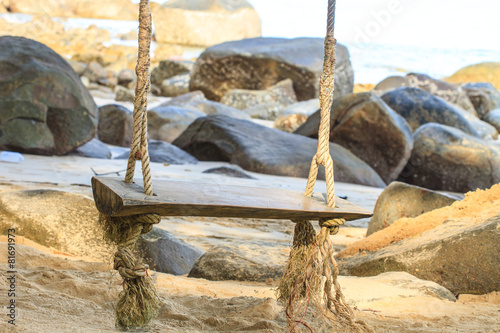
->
xmin=188 ymin=245 xmax=284 ymax=282
xmin=221 ymin=79 xmax=297 ymax=116
xmin=381 ymin=87 xmax=498 ymax=139
xmin=243 ymin=103 xmax=283 ymax=120
xmin=98 ymin=76 xmax=117 ymax=89
xmin=399 ymin=123 xmax=500 ymax=192
xmin=117 ymin=68 xmax=136 ymax=87
xmin=462 ymin=82 xmax=500 ymax=118
xmin=159 ymin=90 xmax=251 ymax=120
xmin=151 ymin=59 xmax=193 ymax=87
xmin=188 ymin=100 xmax=251 ymax=120
xmin=0 ymin=36 xmax=97 ymax=155
xmin=162 ymin=90 xmax=207 ymax=107
xmin=202 ymin=166 xmax=256 ymax=179
xmin=115 ymin=139 xmax=198 ymax=165
xmin=484 ymin=109 xmax=500 ymax=132
xmin=190 ymin=37 xmax=353 ymax=101
xmin=138 ymin=227 xmax=205 ymax=275
xmin=69 ymin=60 xmax=87 ymax=76
xmin=338 ymin=215 xmax=500 ymax=295
xmin=159 ymin=72 xmax=191 ymax=97
xmin=367 ymin=182 xmax=459 ymax=236
xmin=295 ymin=92 xmax=413 ymax=184
xmin=98 ymin=104 xmax=133 ymax=147
xmin=373 ymin=75 xmax=407 ymax=92
xmin=114 ymin=86 xmax=135 ymax=102
xmin=282 ymin=99 xmax=320 ymax=116
xmin=68 ymin=137 xmax=111 ymax=159
xmin=148 ymin=105 xmax=205 ymax=143
xmin=375 ymin=73 xmax=477 ymax=115
xmin=80 ymin=75 xmax=90 ymax=88
xmin=83 ymin=60 xmax=108 ymax=83
xmin=173 ymin=115 xmax=385 ymax=187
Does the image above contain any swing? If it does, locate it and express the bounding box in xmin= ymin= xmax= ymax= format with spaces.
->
xmin=92 ymin=0 xmax=373 ymax=331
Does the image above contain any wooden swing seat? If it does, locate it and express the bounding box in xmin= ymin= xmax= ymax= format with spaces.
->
xmin=92 ymin=176 xmax=372 ymax=221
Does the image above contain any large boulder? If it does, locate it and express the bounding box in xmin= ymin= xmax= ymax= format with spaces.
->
xmin=8 ymin=0 xmax=138 ymax=20
xmin=115 ymin=139 xmax=198 ymax=165
xmin=68 ymin=137 xmax=112 ymax=159
xmin=282 ymin=99 xmax=320 ymax=116
xmin=339 ymin=216 xmax=500 ymax=295
xmin=462 ymin=82 xmax=500 ymax=118
xmin=173 ymin=115 xmax=385 ymax=187
xmin=98 ymin=104 xmax=133 ymax=147
xmin=381 ymin=87 xmax=498 ymax=140
xmin=366 ymin=182 xmax=459 ymax=236
xmin=189 ymin=37 xmax=354 ymax=102
xmin=375 ymin=73 xmax=477 ymax=115
xmin=295 ymin=93 xmax=413 ymax=184
xmin=161 ymin=91 xmax=251 ymax=120
xmin=153 ymin=0 xmax=261 ymax=47
xmin=0 ymin=37 xmax=97 ymax=155
xmin=221 ymin=79 xmax=297 ymax=115
xmin=148 ymin=105 xmax=205 ymax=143
xmin=137 ymin=227 xmax=205 ymax=276
xmin=188 ymin=245 xmax=284 ymax=282
xmin=0 ymin=189 xmax=112 ymax=261
xmin=399 ymin=123 xmax=500 ymax=193
xmin=337 ymin=183 xmax=500 ymax=295
xmin=446 ymin=62 xmax=500 ymax=91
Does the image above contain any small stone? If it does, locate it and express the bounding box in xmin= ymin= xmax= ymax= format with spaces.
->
xmin=114 ymin=86 xmax=135 ymax=102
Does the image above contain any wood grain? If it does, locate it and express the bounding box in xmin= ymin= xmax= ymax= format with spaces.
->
xmin=92 ymin=176 xmax=372 ymax=221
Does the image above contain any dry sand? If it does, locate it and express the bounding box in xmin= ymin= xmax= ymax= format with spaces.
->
xmin=0 ymin=154 xmax=499 ymax=332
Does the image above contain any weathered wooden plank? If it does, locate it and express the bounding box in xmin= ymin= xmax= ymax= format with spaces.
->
xmin=92 ymin=176 xmax=372 ymax=221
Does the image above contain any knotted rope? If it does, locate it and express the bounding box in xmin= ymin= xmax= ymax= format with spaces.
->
xmin=278 ymin=1 xmax=372 ymax=331
xmin=278 ymin=219 xmax=371 ymax=332
xmin=98 ymin=0 xmax=161 ymax=329
xmin=304 ymin=1 xmax=337 ymax=208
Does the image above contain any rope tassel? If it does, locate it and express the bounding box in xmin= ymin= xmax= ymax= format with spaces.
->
xmin=100 ymin=213 xmax=161 ymax=330
xmin=278 ymin=219 xmax=372 ymax=332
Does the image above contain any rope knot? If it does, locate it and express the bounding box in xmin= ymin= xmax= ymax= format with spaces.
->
xmin=114 ymin=247 xmax=149 ymax=280
xmin=319 ymin=217 xmax=345 ymax=235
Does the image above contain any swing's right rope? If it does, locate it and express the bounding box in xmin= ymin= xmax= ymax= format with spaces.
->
xmin=304 ymin=0 xmax=337 ymax=208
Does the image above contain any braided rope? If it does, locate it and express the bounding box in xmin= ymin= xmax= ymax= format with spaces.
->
xmin=98 ymin=1 xmax=161 ymax=328
xmin=304 ymin=0 xmax=337 ymax=208
xmin=125 ymin=0 xmax=154 ymax=196
xmin=108 ymin=214 xmax=161 ymax=280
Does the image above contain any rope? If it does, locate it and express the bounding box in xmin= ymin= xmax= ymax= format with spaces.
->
xmin=304 ymin=1 xmax=337 ymax=207
xmin=97 ymin=1 xmax=161 ymax=329
xmin=125 ymin=0 xmax=154 ymax=196
xmin=279 ymin=218 xmax=372 ymax=332
xmin=99 ymin=213 xmax=161 ymax=329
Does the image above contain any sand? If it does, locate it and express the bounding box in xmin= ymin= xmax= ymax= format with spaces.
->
xmin=0 ymin=154 xmax=499 ymax=332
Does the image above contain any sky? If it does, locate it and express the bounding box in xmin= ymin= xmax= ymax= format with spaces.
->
xmin=141 ymin=0 xmax=500 ymax=51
